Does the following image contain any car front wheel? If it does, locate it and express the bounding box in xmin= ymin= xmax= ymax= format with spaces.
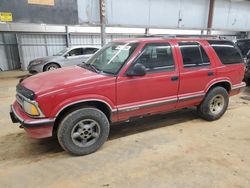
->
xmin=44 ymin=63 xmax=60 ymax=72
xmin=57 ymin=107 xmax=110 ymax=156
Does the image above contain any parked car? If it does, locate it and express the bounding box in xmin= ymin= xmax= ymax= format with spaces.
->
xmin=10 ymin=38 xmax=245 ymax=156
xmin=236 ymin=39 xmax=250 ymax=57
xmin=27 ymin=46 xmax=100 ymax=74
xmin=244 ymin=50 xmax=250 ymax=85
xmin=236 ymin=39 xmax=250 ymax=84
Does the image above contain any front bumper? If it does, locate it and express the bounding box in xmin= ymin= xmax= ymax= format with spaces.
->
xmin=230 ymin=82 xmax=246 ymax=96
xmin=10 ymin=102 xmax=55 ymax=138
xmin=27 ymin=64 xmax=44 ymax=74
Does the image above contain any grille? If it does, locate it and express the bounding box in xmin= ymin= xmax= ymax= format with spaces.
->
xmin=16 ymin=84 xmax=35 ymax=100
xmin=16 ymin=93 xmax=26 ymax=108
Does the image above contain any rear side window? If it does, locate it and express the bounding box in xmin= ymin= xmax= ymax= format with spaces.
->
xmin=134 ymin=43 xmax=175 ymax=73
xmin=83 ymin=48 xmax=99 ymax=55
xmin=179 ymin=42 xmax=210 ymax=68
xmin=208 ymin=40 xmax=243 ymax=65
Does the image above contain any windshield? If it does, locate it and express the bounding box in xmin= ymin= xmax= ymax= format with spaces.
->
xmin=54 ymin=48 xmax=69 ymax=56
xmin=80 ymin=42 xmax=138 ymax=75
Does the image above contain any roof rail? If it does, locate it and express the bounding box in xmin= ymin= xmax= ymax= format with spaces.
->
xmin=135 ymin=35 xmax=158 ymax=38
xmin=155 ymin=34 xmax=177 ymax=38
xmin=135 ymin=34 xmax=231 ymax=40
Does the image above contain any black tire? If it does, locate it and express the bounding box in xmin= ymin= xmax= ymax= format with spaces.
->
xmin=245 ymin=78 xmax=250 ymax=86
xmin=57 ymin=107 xmax=110 ymax=156
xmin=44 ymin=63 xmax=60 ymax=72
xmin=197 ymin=87 xmax=229 ymax=121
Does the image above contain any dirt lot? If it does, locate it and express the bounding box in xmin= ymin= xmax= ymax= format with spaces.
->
xmin=0 ymin=71 xmax=250 ymax=188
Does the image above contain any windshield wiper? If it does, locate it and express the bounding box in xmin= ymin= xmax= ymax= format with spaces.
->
xmin=89 ymin=64 xmax=100 ymax=73
xmin=79 ymin=63 xmax=99 ymax=73
xmin=79 ymin=63 xmax=115 ymax=75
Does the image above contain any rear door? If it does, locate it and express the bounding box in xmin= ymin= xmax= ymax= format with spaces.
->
xmin=176 ymin=41 xmax=216 ymax=108
xmin=116 ymin=42 xmax=179 ymax=121
xmin=81 ymin=48 xmax=99 ymax=63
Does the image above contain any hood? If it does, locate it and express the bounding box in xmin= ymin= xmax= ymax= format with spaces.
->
xmin=30 ymin=56 xmax=62 ymax=64
xmin=21 ymin=66 xmax=108 ymax=96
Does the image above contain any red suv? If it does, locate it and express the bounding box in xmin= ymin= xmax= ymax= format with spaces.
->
xmin=10 ymin=38 xmax=246 ymax=155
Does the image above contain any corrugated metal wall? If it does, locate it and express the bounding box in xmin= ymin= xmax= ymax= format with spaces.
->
xmin=17 ymin=34 xmax=67 ymax=69
xmin=70 ymin=34 xmax=134 ymax=46
xmin=0 ymin=33 xmax=20 ymax=71
xmin=78 ymin=0 xmax=250 ymax=31
xmin=16 ymin=33 xmax=137 ymax=70
xmin=105 ymin=0 xmax=209 ymax=29
xmin=213 ymin=0 xmax=250 ymax=31
xmin=70 ymin=34 xmax=101 ymax=46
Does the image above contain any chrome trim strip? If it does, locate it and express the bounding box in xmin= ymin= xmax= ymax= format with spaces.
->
xmin=118 ymin=93 xmax=206 ymax=113
xmin=178 ymin=93 xmax=205 ymax=101
xmin=11 ymin=105 xmax=55 ymax=125
xmin=231 ymin=82 xmax=246 ymax=91
xmin=55 ymin=99 xmax=117 ymax=117
xmin=206 ymin=80 xmax=232 ymax=92
xmin=118 ymin=98 xmax=178 ymax=113
xmin=116 ymin=81 xmax=245 ymax=114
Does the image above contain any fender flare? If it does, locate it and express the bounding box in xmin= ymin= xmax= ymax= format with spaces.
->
xmin=205 ymin=79 xmax=232 ymax=93
xmin=53 ymin=97 xmax=117 ymax=118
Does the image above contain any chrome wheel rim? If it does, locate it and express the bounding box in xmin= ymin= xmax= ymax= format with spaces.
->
xmin=71 ymin=119 xmax=100 ymax=147
xmin=47 ymin=65 xmax=58 ymax=71
xmin=209 ymin=94 xmax=225 ymax=115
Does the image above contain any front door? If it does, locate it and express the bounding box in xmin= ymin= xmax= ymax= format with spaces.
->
xmin=62 ymin=48 xmax=85 ymax=67
xmin=116 ymin=42 xmax=179 ymax=121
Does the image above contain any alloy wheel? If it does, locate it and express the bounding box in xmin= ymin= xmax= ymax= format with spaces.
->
xmin=71 ymin=119 xmax=101 ymax=147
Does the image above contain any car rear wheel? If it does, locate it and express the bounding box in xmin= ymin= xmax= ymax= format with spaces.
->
xmin=57 ymin=107 xmax=110 ymax=156
xmin=44 ymin=63 xmax=60 ymax=72
xmin=197 ymin=87 xmax=229 ymax=121
xmin=245 ymin=78 xmax=250 ymax=86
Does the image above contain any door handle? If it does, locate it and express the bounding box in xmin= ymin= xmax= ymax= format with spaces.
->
xmin=208 ymin=72 xmax=214 ymax=76
xmin=171 ymin=76 xmax=179 ymax=81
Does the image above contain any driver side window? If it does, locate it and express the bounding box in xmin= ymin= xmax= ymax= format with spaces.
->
xmin=68 ymin=48 xmax=84 ymax=56
xmin=134 ymin=43 xmax=175 ymax=73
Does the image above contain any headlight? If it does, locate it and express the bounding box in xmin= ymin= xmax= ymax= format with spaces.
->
xmin=30 ymin=61 xmax=42 ymax=66
xmin=23 ymin=100 xmax=40 ymax=116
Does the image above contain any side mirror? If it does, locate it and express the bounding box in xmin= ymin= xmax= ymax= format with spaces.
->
xmin=64 ymin=54 xmax=69 ymax=58
xmin=127 ymin=63 xmax=146 ymax=76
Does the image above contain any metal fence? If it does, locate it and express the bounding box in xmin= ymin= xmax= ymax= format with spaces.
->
xmin=17 ymin=34 xmax=67 ymax=70
xmin=0 ymin=33 xmax=20 ymax=71
xmin=16 ymin=33 xmax=137 ymax=70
